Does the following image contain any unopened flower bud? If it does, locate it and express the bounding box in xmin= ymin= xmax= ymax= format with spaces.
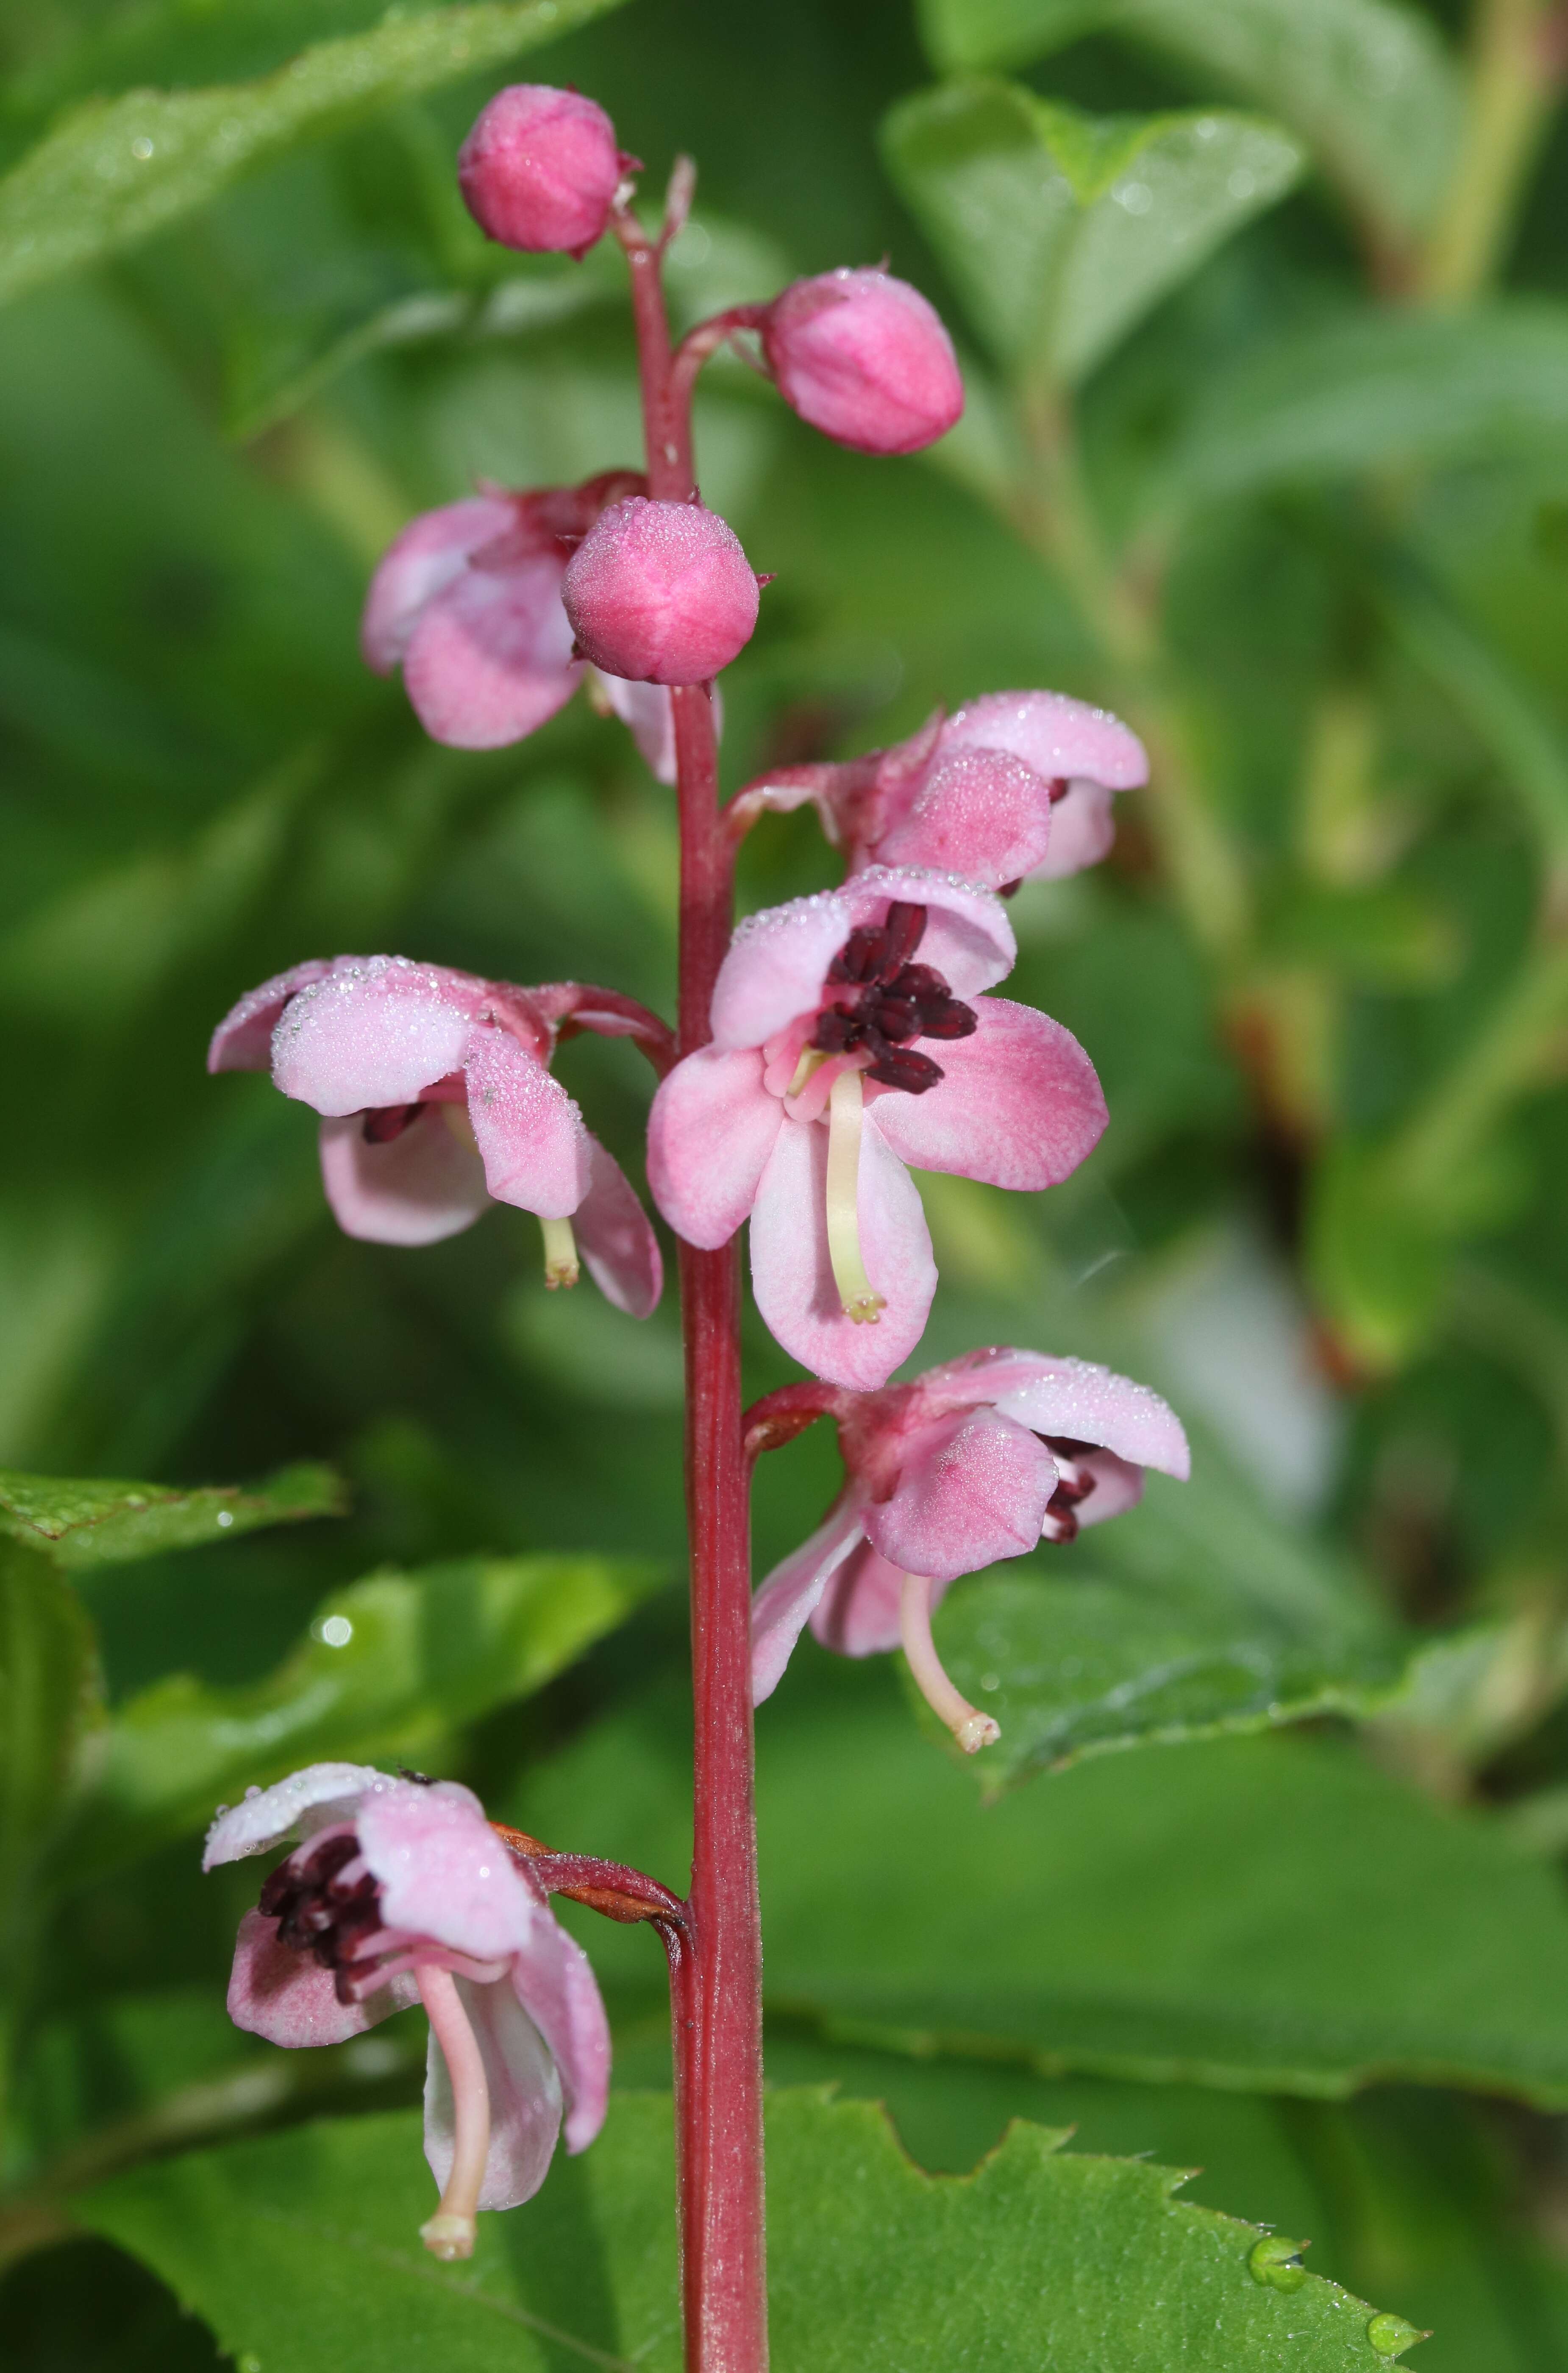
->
xmin=562 ymin=497 xmax=761 ymax=684
xmin=458 ymin=85 xmax=625 ymax=256
xmin=762 ymin=269 xmax=963 ymax=456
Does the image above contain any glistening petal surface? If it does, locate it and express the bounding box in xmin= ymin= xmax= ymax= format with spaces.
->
xmin=271 ymin=960 xmax=478 ymax=1115
xmin=941 ymin=690 xmax=1148 ymax=789
xmin=356 ymin=1777 xmax=541 ymax=1963
xmin=317 ymin=1109 xmax=491 ymax=1247
xmin=865 ymin=1405 xmax=1057 ymax=1583
xmin=208 ymin=957 xmax=339 ymax=1073
xmin=509 ymin=1914 xmax=612 ymax=2153
xmin=403 ymin=555 xmax=581 ymax=750
xmin=360 ymin=496 xmax=514 ymax=674
xmin=872 ymin=747 xmax=1056 ymax=888
xmin=462 ymin=1023 xmax=594 ymax=1220
xmin=868 ymin=997 xmax=1106 ymax=1189
xmin=226 ymin=1907 xmax=415 ymax=2048
xmin=203 ymin=1763 xmax=384 ymax=1867
xmin=834 ymin=866 xmax=1016 ymax=1000
xmin=647 ymin=1047 xmax=782 ymax=1248
xmin=989 ymin=1353 xmax=1190 ymax=1478
xmin=748 ymin=1114 xmax=935 ymax=1390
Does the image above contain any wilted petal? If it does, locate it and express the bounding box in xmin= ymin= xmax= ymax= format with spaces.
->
xmin=572 ymin=1136 xmax=663 ymax=1317
xmin=751 ymin=1489 xmax=867 ymax=1703
xmin=425 ymin=1975 xmax=562 ymax=2212
xmin=361 ymin=496 xmax=516 ymax=673
xmin=647 ymin=1046 xmax=783 ymax=1249
xmin=989 ymin=1353 xmax=1190 ymax=1478
xmin=868 ymin=996 xmax=1106 ymax=1189
xmin=208 ymin=958 xmax=340 ymax=1074
xmin=865 ymin=1405 xmax=1056 ymax=1582
xmin=509 ymin=1915 xmax=611 ymax=2153
xmin=809 ymin=1537 xmax=911 ymax=1658
xmin=941 ymin=690 xmax=1148 ymax=791
xmin=463 ymin=1024 xmax=594 ymax=1220
xmin=318 ymin=1108 xmax=491 ymax=1247
xmin=226 ymin=1906 xmax=413 ymax=2047
xmin=357 ymin=1778 xmax=540 ymax=1964
xmin=749 ymin=1114 xmax=935 ymax=1390
xmin=872 ymin=747 xmax=1056 ymax=888
xmin=402 ymin=556 xmax=581 ymax=750
xmin=272 ymin=960 xmax=477 ymax=1116
xmin=203 ymin=1762 xmax=385 ymax=1867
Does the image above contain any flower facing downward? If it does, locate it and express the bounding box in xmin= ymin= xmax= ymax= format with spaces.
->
xmin=761 ymin=269 xmax=964 ymax=456
xmin=209 ymin=956 xmax=662 ymax=1316
xmin=750 ymin=1349 xmax=1189 ymax=1746
xmin=647 ymin=871 xmax=1105 ymax=1388
xmin=206 ymin=1765 xmax=611 ymax=2259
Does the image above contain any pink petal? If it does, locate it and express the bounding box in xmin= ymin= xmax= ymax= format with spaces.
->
xmin=462 ymin=1024 xmax=594 ymax=1220
xmin=598 ymin=672 xmax=677 ymax=783
xmin=356 ymin=1778 xmax=541 ymax=1963
xmin=272 ymin=959 xmax=480 ymax=1116
xmin=1079 ymin=1448 xmax=1148 ymax=1525
xmin=751 ymin=1489 xmax=868 ymax=1703
xmin=865 ymin=1406 xmax=1056 ymax=1582
xmin=1027 ymin=779 xmax=1116 ymax=880
xmin=208 ymin=958 xmax=339 ymax=1074
xmin=748 ymin=1112 xmax=935 ymax=1390
xmin=867 ymin=996 xmax=1106 ymax=1189
xmin=424 ymin=1975 xmax=562 ymax=2212
xmin=226 ymin=1906 xmax=414 ymax=2047
xmin=988 ymin=1353 xmax=1190 ymax=1478
xmin=203 ymin=1762 xmax=385 ymax=1868
xmin=402 ymin=555 xmax=581 ymax=750
xmin=836 ymin=866 xmax=1015 ymax=1000
xmin=940 ymin=690 xmax=1148 ymax=790
xmin=361 ymin=496 xmax=516 ymax=674
xmin=647 ymin=1047 xmax=783 ymax=1248
xmin=509 ymin=1915 xmax=611 ymax=2154
xmin=317 ymin=1108 xmax=491 ymax=1246
xmin=871 ymin=747 xmax=1056 ymax=888
xmin=572 ymin=1136 xmax=663 ymax=1317
xmin=711 ymin=889 xmax=859 ymax=1050
xmin=809 ymin=1537 xmax=913 ymax=1657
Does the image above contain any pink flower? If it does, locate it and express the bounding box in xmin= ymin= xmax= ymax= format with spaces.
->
xmin=735 ymin=690 xmax=1147 ymax=891
xmin=205 ymin=1764 xmax=610 ymax=2258
xmin=562 ymin=497 xmax=762 ymax=686
xmin=362 ymin=470 xmax=683 ymax=773
xmin=458 ymin=85 xmax=629 ymax=256
xmin=750 ymin=1348 xmax=1189 ymax=1747
xmin=761 ymin=269 xmax=964 ymax=456
xmin=647 ymin=870 xmax=1105 ymax=1388
xmin=209 ymin=956 xmax=662 ymax=1317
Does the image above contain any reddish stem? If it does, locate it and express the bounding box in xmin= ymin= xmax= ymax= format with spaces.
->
xmin=616 ymin=183 xmax=767 ymax=2373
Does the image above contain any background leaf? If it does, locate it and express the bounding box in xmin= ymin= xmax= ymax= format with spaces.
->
xmin=0 ymin=1462 xmax=345 ymax=1568
xmin=0 ymin=1542 xmax=101 ymax=1951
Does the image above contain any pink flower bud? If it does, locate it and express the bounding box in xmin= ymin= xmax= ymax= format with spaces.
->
xmin=762 ymin=269 xmax=964 ymax=456
xmin=561 ymin=498 xmax=761 ymax=685
xmin=458 ymin=85 xmax=625 ymax=256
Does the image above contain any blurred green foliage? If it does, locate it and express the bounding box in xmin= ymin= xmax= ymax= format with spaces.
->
xmin=2 ymin=0 xmax=1568 ymax=2361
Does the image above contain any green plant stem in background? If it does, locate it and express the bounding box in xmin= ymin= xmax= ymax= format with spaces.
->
xmin=1416 ymin=0 xmax=1567 ymax=304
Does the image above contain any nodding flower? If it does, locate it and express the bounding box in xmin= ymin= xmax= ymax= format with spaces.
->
xmin=759 ymin=267 xmax=964 ymax=456
xmin=209 ymin=955 xmax=663 ymax=1316
xmin=748 ymin=1347 xmax=1189 ymax=1750
xmin=204 ymin=1765 xmax=610 ymax=2260
xmin=647 ymin=870 xmax=1105 ymax=1388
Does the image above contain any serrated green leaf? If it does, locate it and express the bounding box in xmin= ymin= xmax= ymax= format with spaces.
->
xmin=0 ymin=1542 xmax=102 ymax=1941
xmin=73 ymin=2090 xmax=1409 ymax=2371
xmin=915 ymin=0 xmax=1462 ymax=247
xmin=881 ymin=79 xmax=1301 ymax=381
xmin=0 ymin=1462 xmax=345 ymax=1567
xmin=53 ymin=1551 xmax=665 ymax=1887
xmin=0 ymin=0 xmax=627 ymax=311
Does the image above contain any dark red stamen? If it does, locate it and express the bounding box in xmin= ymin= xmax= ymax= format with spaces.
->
xmin=1038 ymin=1434 xmax=1098 ymax=1545
xmin=258 ymin=1830 xmax=387 ymax=2003
xmin=812 ymin=902 xmax=977 ymax=1093
xmin=362 ymin=1103 xmax=427 ymax=1144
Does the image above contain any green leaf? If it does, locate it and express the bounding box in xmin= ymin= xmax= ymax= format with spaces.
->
xmin=0 ymin=1542 xmax=101 ymax=1939
xmin=1176 ymin=303 xmax=1568 ymax=500
xmin=529 ymin=1675 xmax=1568 ymax=2106
xmin=915 ymin=0 xmax=1462 ymax=248
xmin=0 ymin=0 xmax=627 ymax=311
xmin=74 ymin=2090 xmax=1411 ymax=2371
xmin=0 ymin=1462 xmax=346 ymax=1568
xmin=54 ymin=1551 xmax=665 ymax=1886
xmin=881 ymin=78 xmax=1302 ymax=380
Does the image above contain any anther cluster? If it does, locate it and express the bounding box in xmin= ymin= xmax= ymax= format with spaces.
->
xmin=811 ymin=900 xmax=976 ymax=1093
xmin=1039 ymin=1436 xmax=1099 ymax=1542
xmin=257 ymin=1830 xmax=382 ymax=2004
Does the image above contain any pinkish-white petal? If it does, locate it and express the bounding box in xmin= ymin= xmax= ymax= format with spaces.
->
xmin=424 ymin=1975 xmax=562 ymax=2212
xmin=509 ymin=1915 xmax=611 ymax=2154
xmin=867 ymin=996 xmax=1106 ymax=1190
xmin=864 ymin=1405 xmax=1057 ymax=1582
xmin=748 ymin=1112 xmax=935 ymax=1391
xmin=318 ymin=1109 xmax=491 ymax=1246
xmin=599 ymin=672 xmax=677 ymax=783
xmin=402 ymin=556 xmax=581 ymax=750
xmin=871 ymin=747 xmax=1056 ymax=889
xmin=1077 ymin=1448 xmax=1148 ymax=1526
xmin=809 ymin=1537 xmax=914 ymax=1658
xmin=1027 ymin=778 xmax=1116 ymax=880
xmin=203 ymin=1763 xmax=385 ymax=1868
xmin=226 ymin=1906 xmax=415 ymax=2047
xmin=835 ymin=865 xmax=1015 ymax=999
xmin=751 ymin=1490 xmax=868 ymax=1703
xmin=208 ymin=958 xmax=340 ymax=1074
xmin=356 ymin=1778 xmax=542 ymax=1964
xmin=361 ymin=496 xmax=516 ymax=673
xmin=710 ymin=889 xmax=858 ymax=1050
xmin=272 ymin=959 xmax=480 ymax=1116
xmin=647 ymin=1046 xmax=783 ymax=1249
xmin=988 ymin=1353 xmax=1190 ymax=1478
xmin=572 ymin=1136 xmax=663 ymax=1317
xmin=462 ymin=1024 xmax=594 ymax=1220
xmin=940 ymin=690 xmax=1148 ymax=790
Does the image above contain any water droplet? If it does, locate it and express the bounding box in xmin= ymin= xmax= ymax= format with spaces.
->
xmin=130 ymin=136 xmax=154 ymax=160
xmin=125 ymin=1494 xmax=147 ymax=1507
xmin=1248 ymin=2234 xmax=1308 ymax=2292
xmin=1228 ymin=169 xmax=1256 ymax=200
xmin=319 ymin=1614 xmax=353 ymax=1648
xmin=979 ymin=1672 xmax=1001 ymax=1692
xmin=1114 ymin=181 xmax=1152 ymax=215
xmin=1367 ymin=2313 xmax=1422 ymax=2357
xmin=217 ymin=1509 xmax=234 ymax=1528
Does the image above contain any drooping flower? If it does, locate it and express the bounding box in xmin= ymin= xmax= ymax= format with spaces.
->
xmin=362 ymin=469 xmax=684 ymax=775
xmin=760 ymin=268 xmax=964 ymax=456
xmin=749 ymin=1348 xmax=1189 ymax=1746
xmin=562 ymin=497 xmax=762 ymax=685
xmin=458 ymin=85 xmax=630 ymax=257
xmin=209 ymin=956 xmax=662 ymax=1315
xmin=731 ymin=690 xmax=1148 ymax=891
xmin=205 ymin=1764 xmax=610 ymax=2259
xmin=647 ymin=870 xmax=1105 ymax=1388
